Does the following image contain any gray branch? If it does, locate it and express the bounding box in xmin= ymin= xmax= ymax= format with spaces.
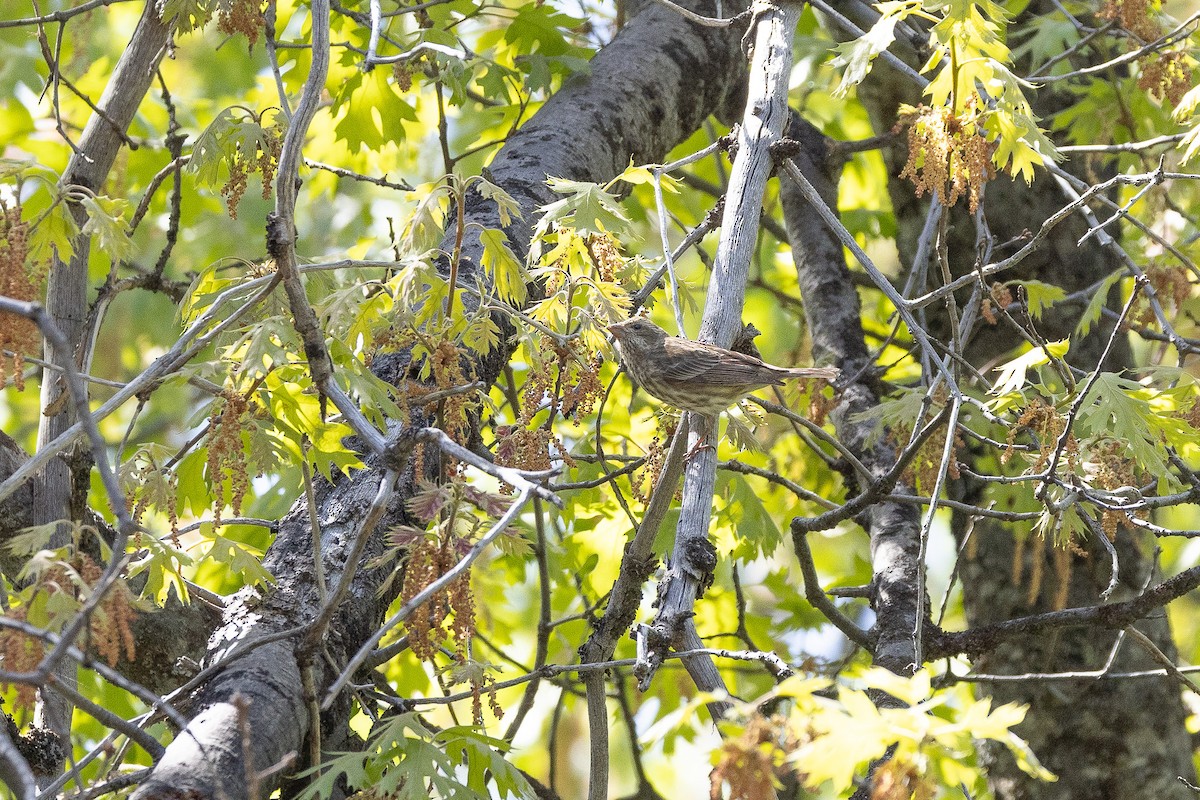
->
xmin=777 ymin=115 xmax=925 ymax=675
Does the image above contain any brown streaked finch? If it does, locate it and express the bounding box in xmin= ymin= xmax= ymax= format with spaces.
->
xmin=606 ymin=318 xmax=838 ymax=418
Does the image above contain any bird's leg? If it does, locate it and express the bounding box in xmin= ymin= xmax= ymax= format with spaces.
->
xmin=683 ymin=413 xmax=717 ymax=462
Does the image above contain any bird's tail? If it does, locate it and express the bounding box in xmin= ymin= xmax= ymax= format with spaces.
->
xmin=784 ymin=366 xmax=840 ymax=381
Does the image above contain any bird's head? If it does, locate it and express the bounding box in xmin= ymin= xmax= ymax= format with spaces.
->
xmin=607 ymin=318 xmax=668 ymax=355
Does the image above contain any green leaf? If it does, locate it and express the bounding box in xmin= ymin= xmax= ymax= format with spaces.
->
xmin=81 ymin=194 xmax=134 ymax=262
xmin=850 ymin=386 xmax=929 ymax=444
xmin=537 ymin=177 xmax=631 ymax=239
xmin=292 ymin=714 xmax=535 ymax=800
xmin=205 ymin=534 xmax=274 ymax=587
xmin=1012 ymin=279 xmax=1067 ymax=320
xmin=1076 ymin=271 xmax=1122 ymax=338
xmin=475 ymin=178 xmax=522 ymax=227
xmin=4 ymin=522 xmax=62 ymax=557
xmin=159 ymin=0 xmax=213 ymax=34
xmin=400 ymin=183 xmax=451 ymax=255
xmin=480 ymin=228 xmax=527 ymax=304
xmin=829 ymin=1 xmax=918 ymax=97
xmin=1074 ymin=372 xmax=1193 ymax=486
xmin=189 ymin=108 xmax=238 ymax=186
xmin=612 ymin=159 xmax=679 ymax=192
xmin=339 ymin=355 xmax=406 ymax=428
xmin=28 ymin=198 xmax=79 ymax=264
xmin=1004 ymin=730 xmax=1058 ymax=781
xmin=126 ymin=535 xmax=194 ymax=605
xmin=503 ymin=3 xmax=585 ymax=57
xmin=333 ymin=69 xmax=418 ymax=151
xmin=1011 ymin=15 xmax=1078 ymax=67
xmin=461 ymin=312 xmax=501 ymax=356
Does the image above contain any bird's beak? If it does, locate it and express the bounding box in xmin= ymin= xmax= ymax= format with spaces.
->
xmin=606 ymin=323 xmax=619 ymax=335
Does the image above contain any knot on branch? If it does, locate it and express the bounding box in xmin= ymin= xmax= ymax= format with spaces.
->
xmin=631 ymin=622 xmax=674 ymax=691
xmin=264 ymin=211 xmax=296 ymax=262
xmin=718 ymin=124 xmax=739 ymax=162
xmin=381 ymin=426 xmax=421 ymax=472
xmin=679 ymin=537 xmax=718 ymax=597
xmin=621 ymin=547 xmax=660 ymax=584
xmin=768 ymin=136 xmax=803 ymax=160
xmin=5 ymin=717 xmax=64 ymax=778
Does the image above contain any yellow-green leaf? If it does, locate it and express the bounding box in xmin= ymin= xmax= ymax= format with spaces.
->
xmin=480 ymin=228 xmax=527 ymax=304
xmin=81 ymin=194 xmax=133 ymax=262
xmin=990 ymin=340 xmax=1069 ymax=397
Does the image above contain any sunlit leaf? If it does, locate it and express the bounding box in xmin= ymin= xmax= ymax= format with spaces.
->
xmin=990 ymin=340 xmax=1069 ymax=398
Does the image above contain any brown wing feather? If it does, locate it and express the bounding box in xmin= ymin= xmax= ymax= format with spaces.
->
xmin=659 ymin=337 xmax=785 ymax=386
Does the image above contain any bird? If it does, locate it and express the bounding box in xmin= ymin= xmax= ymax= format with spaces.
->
xmin=606 ymin=317 xmax=838 ymax=417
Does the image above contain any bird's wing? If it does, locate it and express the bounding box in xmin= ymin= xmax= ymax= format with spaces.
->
xmin=660 ymin=338 xmax=783 ymax=385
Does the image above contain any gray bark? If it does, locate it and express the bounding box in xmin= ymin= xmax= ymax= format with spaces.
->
xmin=778 ymin=116 xmax=924 ymax=677
xmin=644 ymin=0 xmax=800 ymax=706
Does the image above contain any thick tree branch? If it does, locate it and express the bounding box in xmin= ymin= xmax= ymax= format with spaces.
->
xmin=778 ymin=115 xmax=926 ymax=675
xmin=928 ymin=564 xmax=1200 ymax=660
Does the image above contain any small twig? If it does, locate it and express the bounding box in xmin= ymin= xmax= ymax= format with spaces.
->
xmin=267 ymin=0 xmax=392 ymax=455
xmin=906 ymin=170 xmax=1200 ymax=311
xmin=749 ymin=396 xmax=873 ymax=484
xmin=645 ymin=0 xmax=745 ymax=27
xmin=264 ymin=0 xmax=292 ymax=119
xmin=128 ymin=155 xmax=191 ymax=234
xmin=304 ymin=159 xmax=413 ymax=191
xmin=1058 ymin=133 xmax=1186 ymax=154
xmin=171 ymin=517 xmax=277 ymax=535
xmin=0 ymin=0 xmax=133 ymax=28
xmin=928 ymin=564 xmax=1200 ymax=660
xmin=781 ymin=159 xmax=957 ymax=391
xmin=1078 ymin=159 xmax=1165 ymax=245
xmin=652 ymin=169 xmax=687 ymax=335
xmin=65 ymin=767 xmax=151 ymax=800
xmin=1031 ymin=13 xmax=1200 ymax=82
xmin=720 ymin=458 xmax=839 ymax=509
xmin=1124 ymin=626 xmax=1200 ymax=697
xmin=790 ymin=524 xmax=873 ymax=649
xmin=911 ymin=394 xmax=960 ymax=670
xmin=1075 ymin=504 xmax=1122 ymax=601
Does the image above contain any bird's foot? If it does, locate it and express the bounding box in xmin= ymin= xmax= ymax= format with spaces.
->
xmin=684 ymin=438 xmax=715 ymax=462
